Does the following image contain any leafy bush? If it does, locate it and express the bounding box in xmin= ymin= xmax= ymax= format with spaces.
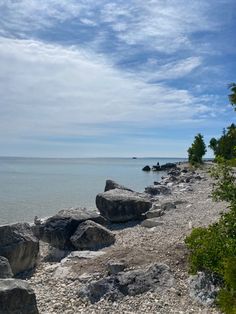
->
xmin=185 ymin=159 xmax=236 ymax=313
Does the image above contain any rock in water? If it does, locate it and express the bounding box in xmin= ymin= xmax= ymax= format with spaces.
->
xmin=96 ymin=189 xmax=152 ymax=223
xmin=38 ymin=207 xmax=107 ymax=250
xmin=0 ymin=223 xmax=39 ymax=276
xmin=79 ymin=263 xmax=174 ymax=303
xmin=0 ymin=279 xmax=39 ymax=314
xmin=0 ymin=256 xmax=13 ymax=279
xmin=70 ymin=220 xmax=115 ymax=250
xmin=142 ymin=165 xmax=151 ymax=171
xmin=104 ymin=180 xmax=133 ymax=192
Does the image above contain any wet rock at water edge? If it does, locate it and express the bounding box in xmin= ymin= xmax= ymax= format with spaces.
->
xmin=142 ymin=165 xmax=151 ymax=171
xmin=0 ymin=223 xmax=39 ymax=276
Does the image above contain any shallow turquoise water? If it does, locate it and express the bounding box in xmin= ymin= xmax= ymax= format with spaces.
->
xmin=0 ymin=157 xmax=186 ymax=224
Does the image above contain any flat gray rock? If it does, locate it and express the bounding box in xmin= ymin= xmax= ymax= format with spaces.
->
xmin=61 ymin=250 xmax=106 ymax=263
xmin=146 ymin=209 xmax=164 ymax=219
xmin=141 ymin=218 xmax=165 ymax=228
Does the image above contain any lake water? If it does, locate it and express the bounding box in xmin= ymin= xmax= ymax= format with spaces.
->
xmin=0 ymin=157 xmax=186 ymax=224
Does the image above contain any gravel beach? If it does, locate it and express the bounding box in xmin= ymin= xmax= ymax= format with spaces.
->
xmin=28 ymin=164 xmax=226 ymax=314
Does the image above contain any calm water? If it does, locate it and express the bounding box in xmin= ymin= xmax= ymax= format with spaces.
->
xmin=0 ymin=157 xmax=186 ymax=224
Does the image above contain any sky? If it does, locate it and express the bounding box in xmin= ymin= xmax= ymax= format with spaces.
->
xmin=0 ymin=0 xmax=235 ymax=158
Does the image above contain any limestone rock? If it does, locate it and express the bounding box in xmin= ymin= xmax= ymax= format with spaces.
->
xmin=70 ymin=220 xmax=115 ymax=250
xmin=0 ymin=223 xmax=39 ymax=275
xmin=0 ymin=256 xmax=13 ymax=279
xmin=104 ymin=180 xmax=133 ymax=192
xmin=141 ymin=218 xmax=165 ymax=228
xmin=160 ymin=202 xmax=176 ymax=211
xmin=79 ymin=263 xmax=174 ymax=303
xmin=145 ymin=209 xmax=164 ymax=219
xmin=96 ymin=189 xmax=152 ymax=223
xmin=0 ymin=279 xmax=39 ymax=314
xmin=189 ymin=272 xmax=221 ymax=306
xmin=38 ymin=207 xmax=107 ymax=250
xmin=107 ymin=260 xmax=126 ymax=275
xmin=145 ymin=185 xmax=171 ymax=196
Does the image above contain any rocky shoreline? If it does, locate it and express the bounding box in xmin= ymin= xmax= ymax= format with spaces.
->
xmin=0 ymin=162 xmax=226 ymax=313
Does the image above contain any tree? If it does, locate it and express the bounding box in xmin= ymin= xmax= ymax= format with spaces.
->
xmin=188 ymin=133 xmax=207 ymax=165
xmin=228 ymin=83 xmax=236 ymax=110
xmin=209 ymin=124 xmax=236 ymax=160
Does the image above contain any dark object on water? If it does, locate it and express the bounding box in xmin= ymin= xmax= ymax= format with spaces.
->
xmin=153 ymin=162 xmax=177 ymax=171
xmin=142 ymin=165 xmax=151 ymax=171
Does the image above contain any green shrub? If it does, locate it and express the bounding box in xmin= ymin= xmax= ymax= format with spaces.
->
xmin=185 ymin=217 xmax=236 ymax=313
xmin=217 ymin=288 xmax=236 ymax=314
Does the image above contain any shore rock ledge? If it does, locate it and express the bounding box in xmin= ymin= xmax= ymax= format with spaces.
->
xmin=96 ymin=188 xmax=152 ymax=223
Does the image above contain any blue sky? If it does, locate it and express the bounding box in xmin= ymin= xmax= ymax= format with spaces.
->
xmin=0 ymin=0 xmax=235 ymax=157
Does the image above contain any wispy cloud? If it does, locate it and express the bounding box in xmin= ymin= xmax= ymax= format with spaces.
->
xmin=0 ymin=0 xmax=235 ymax=156
xmin=0 ymin=37 xmax=216 ymax=139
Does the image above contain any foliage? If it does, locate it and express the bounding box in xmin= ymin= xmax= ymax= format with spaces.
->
xmin=186 ymin=84 xmax=236 ymax=312
xmin=188 ymin=133 xmax=207 ymax=165
xmin=229 ymin=83 xmax=236 ymax=110
xmin=211 ymin=157 xmax=236 ymax=204
xmin=185 ymin=158 xmax=236 ymax=313
xmin=209 ymin=124 xmax=236 ymax=160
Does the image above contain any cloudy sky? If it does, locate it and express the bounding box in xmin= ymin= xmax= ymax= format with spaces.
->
xmin=0 ymin=0 xmax=235 ymax=157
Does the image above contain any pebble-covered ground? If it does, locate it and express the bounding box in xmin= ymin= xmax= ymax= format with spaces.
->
xmin=28 ymin=164 xmax=227 ymax=313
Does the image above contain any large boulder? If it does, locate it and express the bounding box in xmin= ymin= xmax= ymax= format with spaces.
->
xmin=70 ymin=220 xmax=115 ymax=250
xmin=104 ymin=180 xmax=133 ymax=192
xmin=0 ymin=256 xmax=13 ymax=279
xmin=0 ymin=279 xmax=39 ymax=313
xmin=0 ymin=223 xmax=39 ymax=276
xmin=38 ymin=208 xmax=107 ymax=250
xmin=96 ymin=189 xmax=152 ymax=223
xmin=79 ymin=263 xmax=174 ymax=303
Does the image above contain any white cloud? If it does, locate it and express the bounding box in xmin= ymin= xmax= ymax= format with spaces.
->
xmin=0 ymin=37 xmax=214 ymax=140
